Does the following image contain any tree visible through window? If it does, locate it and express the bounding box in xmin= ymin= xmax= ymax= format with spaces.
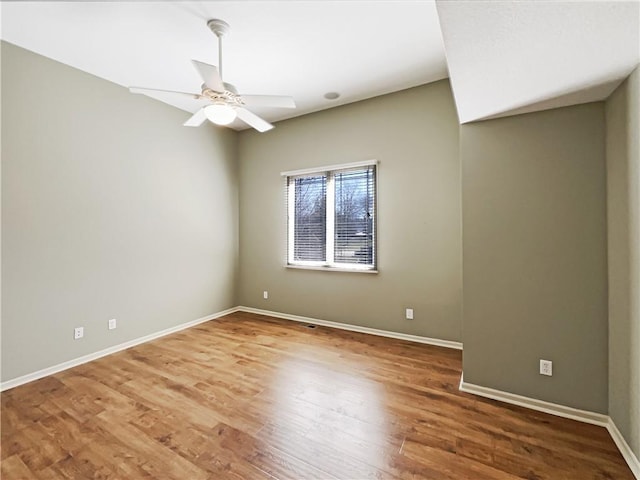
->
xmin=286 ymin=162 xmax=376 ymax=271
xmin=293 ymin=175 xmax=326 ymax=262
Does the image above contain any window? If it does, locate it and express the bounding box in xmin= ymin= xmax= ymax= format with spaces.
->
xmin=283 ymin=161 xmax=377 ymax=271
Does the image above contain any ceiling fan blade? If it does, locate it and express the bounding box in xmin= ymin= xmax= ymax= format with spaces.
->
xmin=129 ymin=86 xmax=202 ymax=100
xmin=191 ymin=60 xmax=225 ymax=92
xmin=241 ymin=95 xmax=296 ymax=109
xmin=235 ymin=107 xmax=274 ymax=132
xmin=183 ymin=108 xmax=208 ymax=127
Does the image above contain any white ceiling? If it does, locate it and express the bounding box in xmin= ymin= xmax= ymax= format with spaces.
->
xmin=1 ymin=1 xmax=639 ymax=129
xmin=437 ymin=0 xmax=640 ymax=123
xmin=0 ymin=1 xmax=448 ymax=130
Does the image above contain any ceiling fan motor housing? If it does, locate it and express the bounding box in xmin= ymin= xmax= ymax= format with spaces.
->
xmin=201 ymin=85 xmax=243 ymax=106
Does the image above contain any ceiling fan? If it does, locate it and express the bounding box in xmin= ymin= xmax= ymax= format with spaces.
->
xmin=129 ymin=19 xmax=296 ymax=132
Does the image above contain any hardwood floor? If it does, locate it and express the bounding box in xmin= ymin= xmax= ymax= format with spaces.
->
xmin=1 ymin=312 xmax=634 ymax=479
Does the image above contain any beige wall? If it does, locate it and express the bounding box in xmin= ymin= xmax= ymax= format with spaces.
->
xmin=1 ymin=42 xmax=238 ymax=382
xmin=606 ymin=66 xmax=640 ymax=459
xmin=461 ymin=103 xmax=608 ymax=413
xmin=237 ymin=81 xmax=462 ymax=341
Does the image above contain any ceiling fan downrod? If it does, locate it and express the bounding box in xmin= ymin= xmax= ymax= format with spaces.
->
xmin=207 ymin=19 xmax=230 ymax=81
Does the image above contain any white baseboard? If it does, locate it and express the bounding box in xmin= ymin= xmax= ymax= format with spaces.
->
xmin=236 ymin=306 xmax=463 ymax=350
xmin=607 ymin=417 xmax=640 ymax=478
xmin=460 ymin=379 xmax=639 ymax=479
xmin=0 ymin=307 xmax=239 ymax=392
xmin=459 ymin=379 xmax=609 ymax=426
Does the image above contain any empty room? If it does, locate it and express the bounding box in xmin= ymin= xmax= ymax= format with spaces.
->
xmin=1 ymin=1 xmax=639 ymax=478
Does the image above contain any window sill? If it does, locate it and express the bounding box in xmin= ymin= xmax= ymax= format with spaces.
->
xmin=286 ymin=264 xmax=378 ymax=274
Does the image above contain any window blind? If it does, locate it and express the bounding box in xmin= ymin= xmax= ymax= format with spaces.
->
xmin=334 ymin=167 xmax=375 ymax=266
xmin=286 ymin=162 xmax=377 ymax=271
xmin=291 ymin=175 xmax=327 ymax=262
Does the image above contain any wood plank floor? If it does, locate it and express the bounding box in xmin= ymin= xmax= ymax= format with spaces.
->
xmin=1 ymin=312 xmax=634 ymax=479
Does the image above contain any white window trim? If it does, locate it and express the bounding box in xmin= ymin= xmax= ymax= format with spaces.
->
xmin=284 ymin=160 xmax=378 ymax=273
xmin=286 ymin=264 xmax=379 ymax=273
xmin=280 ymin=159 xmax=378 ymax=178
xmin=326 ymin=171 xmax=336 ymax=265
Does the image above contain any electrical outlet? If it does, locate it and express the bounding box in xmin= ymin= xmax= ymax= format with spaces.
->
xmin=540 ymin=359 xmax=553 ymax=376
xmin=74 ymin=327 xmax=84 ymax=340
xmin=405 ymin=308 xmax=414 ymax=320
xmin=263 ymin=291 xmax=268 ymax=299
xmin=108 ymin=318 xmax=117 ymax=330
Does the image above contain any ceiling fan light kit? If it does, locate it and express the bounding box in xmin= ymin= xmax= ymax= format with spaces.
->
xmin=129 ymin=19 xmax=295 ymax=132
xmin=205 ymin=104 xmax=236 ymax=125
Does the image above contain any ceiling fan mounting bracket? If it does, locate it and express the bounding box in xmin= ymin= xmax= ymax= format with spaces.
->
xmin=207 ymin=19 xmax=230 ymax=38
